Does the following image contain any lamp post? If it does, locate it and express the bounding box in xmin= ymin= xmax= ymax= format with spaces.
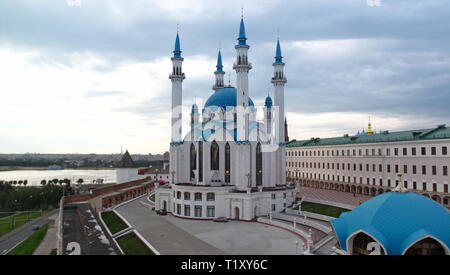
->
xmin=171 ymin=169 xmax=175 ymax=185
xmin=155 ymin=168 xmax=159 ymax=182
xmin=225 ymin=170 xmax=230 ymax=183
xmin=295 ymin=240 xmax=299 ymax=255
xmin=257 ymin=170 xmax=262 ymax=186
xmin=246 ymin=171 xmax=251 ymax=188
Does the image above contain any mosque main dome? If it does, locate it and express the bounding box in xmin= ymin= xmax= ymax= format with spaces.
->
xmin=204 ymin=87 xmax=254 ymax=109
xmin=331 ymin=192 xmax=450 ymax=255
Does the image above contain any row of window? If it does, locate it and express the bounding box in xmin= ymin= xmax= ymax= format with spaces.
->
xmin=174 ymin=191 xmax=215 ymax=201
xmin=287 ymin=146 xmax=448 ymax=157
xmin=294 ymin=173 xmax=449 ymax=193
xmin=287 ymin=162 xmax=448 ymax=176
xmin=175 ymin=204 xmax=216 ymax=218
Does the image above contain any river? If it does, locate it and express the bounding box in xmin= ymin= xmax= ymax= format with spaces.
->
xmin=0 ymin=169 xmax=117 ymax=186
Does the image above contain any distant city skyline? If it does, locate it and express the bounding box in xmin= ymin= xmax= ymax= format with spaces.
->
xmin=1 ymin=0 xmax=449 ymax=154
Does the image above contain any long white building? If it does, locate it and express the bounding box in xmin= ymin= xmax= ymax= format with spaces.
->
xmin=154 ymin=16 xmax=295 ymax=221
xmin=286 ymin=123 xmax=450 ymax=208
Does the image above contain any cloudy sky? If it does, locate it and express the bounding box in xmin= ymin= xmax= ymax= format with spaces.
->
xmin=0 ymin=0 xmax=449 ymax=154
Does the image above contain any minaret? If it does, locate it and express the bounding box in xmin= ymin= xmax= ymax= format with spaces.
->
xmin=169 ymin=30 xmax=185 ymax=143
xmin=271 ymin=38 xmax=287 ymax=143
xmin=190 ymin=103 xmax=199 ymax=140
xmin=263 ymin=92 xmax=273 ymax=136
xmin=169 ymin=29 xmax=185 ymax=185
xmin=213 ymin=49 xmax=225 ymax=91
xmin=233 ymin=13 xmax=252 ymax=140
xmin=271 ymin=37 xmax=287 ymax=187
xmin=284 ymin=117 xmax=289 ymax=142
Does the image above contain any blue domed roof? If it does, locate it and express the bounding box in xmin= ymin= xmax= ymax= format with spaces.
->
xmin=265 ymin=95 xmax=272 ymax=108
xmin=331 ymin=192 xmax=450 ymax=255
xmin=204 ymin=87 xmax=254 ymax=109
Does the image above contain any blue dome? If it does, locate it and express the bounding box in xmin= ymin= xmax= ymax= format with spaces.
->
xmin=331 ymin=192 xmax=450 ymax=255
xmin=265 ymin=95 xmax=272 ymax=108
xmin=204 ymin=87 xmax=254 ymax=109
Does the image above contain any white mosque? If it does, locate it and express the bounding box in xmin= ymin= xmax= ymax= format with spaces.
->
xmin=154 ymin=16 xmax=296 ymax=220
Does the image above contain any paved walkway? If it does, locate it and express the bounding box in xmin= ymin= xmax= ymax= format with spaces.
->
xmin=115 ymin=199 xmax=225 ymax=255
xmin=117 ymin=198 xmax=304 ymax=255
xmin=297 ymin=186 xmax=372 ymax=206
xmin=33 ymin=213 xmax=58 ymax=255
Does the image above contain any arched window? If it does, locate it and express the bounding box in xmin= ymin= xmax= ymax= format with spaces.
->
xmin=190 ymin=143 xmax=196 ymax=180
xmin=211 ymin=141 xmax=219 ymax=170
xmin=256 ymin=143 xmax=262 ymax=186
xmin=238 ymin=56 xmax=241 ymax=65
xmin=405 ymin=237 xmax=446 ymax=255
xmin=225 ymin=142 xmax=231 ymax=183
xmin=199 ymin=141 xmax=203 ymax=182
xmin=352 ymin=232 xmax=386 ymax=255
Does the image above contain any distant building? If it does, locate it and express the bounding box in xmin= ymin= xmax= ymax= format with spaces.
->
xmin=116 ymin=150 xmax=141 ymax=184
xmin=286 ymin=123 xmax=450 ymax=208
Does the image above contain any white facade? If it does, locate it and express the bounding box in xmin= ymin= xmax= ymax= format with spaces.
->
xmin=155 ymin=18 xmax=294 ymax=220
xmin=286 ymin=126 xmax=450 ymax=208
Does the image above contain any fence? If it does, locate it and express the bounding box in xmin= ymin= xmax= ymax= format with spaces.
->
xmin=56 ymin=197 xmax=64 ymax=255
xmin=273 ymin=213 xmax=332 ymax=234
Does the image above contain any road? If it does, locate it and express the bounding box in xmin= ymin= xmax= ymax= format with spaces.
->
xmin=0 ymin=209 xmax=58 ymax=255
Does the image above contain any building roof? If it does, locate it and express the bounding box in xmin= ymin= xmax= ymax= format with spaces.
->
xmin=237 ymin=18 xmax=247 ymax=46
xmin=216 ymin=50 xmax=223 ymax=72
xmin=274 ymin=39 xmax=283 ymax=64
xmin=287 ymin=124 xmax=450 ymax=148
xmin=331 ymin=192 xmax=450 ymax=255
xmin=173 ymin=33 xmax=182 ymax=58
xmin=117 ymin=150 xmax=136 ymax=168
xmin=204 ymin=87 xmax=254 ymax=109
xmin=265 ymin=94 xmax=273 ymax=108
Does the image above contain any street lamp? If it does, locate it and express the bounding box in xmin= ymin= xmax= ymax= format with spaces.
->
xmin=257 ymin=170 xmax=262 ymax=186
xmin=171 ymin=169 xmax=175 ymax=185
xmin=246 ymin=171 xmax=251 ymax=188
xmin=155 ymin=168 xmax=159 ymax=181
xmin=225 ymin=170 xmax=230 ymax=183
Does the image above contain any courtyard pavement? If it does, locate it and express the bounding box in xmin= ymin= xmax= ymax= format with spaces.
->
xmin=116 ymin=198 xmax=304 ymax=255
xmin=297 ymin=186 xmax=372 ymax=206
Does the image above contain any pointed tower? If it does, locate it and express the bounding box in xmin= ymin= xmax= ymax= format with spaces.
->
xmin=190 ymin=103 xmax=199 ymax=141
xmin=271 ymin=38 xmax=287 ymax=143
xmin=169 ymin=29 xmax=185 ymax=185
xmin=264 ymin=92 xmax=273 ymax=136
xmin=271 ymin=37 xmax=287 ymax=187
xmin=284 ymin=117 xmax=289 ymax=142
xmin=233 ymin=14 xmax=252 ymax=141
xmin=213 ymin=49 xmax=225 ymax=91
xmin=169 ymin=30 xmax=185 ymax=143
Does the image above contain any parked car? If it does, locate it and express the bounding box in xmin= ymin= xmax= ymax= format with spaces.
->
xmin=32 ymin=225 xmax=40 ymax=231
xmin=214 ymin=217 xmax=228 ymax=223
xmin=159 ymin=210 xmax=167 ymax=216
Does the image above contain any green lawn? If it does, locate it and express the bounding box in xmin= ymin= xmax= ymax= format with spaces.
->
xmin=116 ymin=233 xmax=154 ymax=255
xmin=0 ymin=212 xmax=14 ymax=219
xmin=101 ymin=211 xmax=128 ymax=235
xmin=7 ymin=223 xmax=49 ymax=255
xmin=49 ymin=248 xmax=57 ymax=255
xmin=149 ymin=194 xmax=155 ymax=202
xmin=0 ymin=210 xmax=52 ymax=237
xmin=295 ymin=202 xmax=350 ymax=218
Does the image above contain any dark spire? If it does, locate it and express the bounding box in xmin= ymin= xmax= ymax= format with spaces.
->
xmin=284 ymin=117 xmax=289 ymax=142
xmin=117 ymin=150 xmax=136 ymax=168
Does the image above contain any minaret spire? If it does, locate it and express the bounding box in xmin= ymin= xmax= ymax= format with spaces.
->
xmin=169 ymin=28 xmax=185 ymax=185
xmin=213 ymin=48 xmax=225 ymax=91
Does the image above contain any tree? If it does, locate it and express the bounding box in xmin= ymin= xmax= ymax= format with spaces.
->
xmin=18 ymin=180 xmax=23 ymax=186
xmin=52 ymin=179 xmax=58 ymax=185
xmin=23 ymin=180 xmax=28 ymax=186
xmin=41 ymin=179 xmax=47 ymax=186
xmin=77 ymin=178 xmax=84 ymax=185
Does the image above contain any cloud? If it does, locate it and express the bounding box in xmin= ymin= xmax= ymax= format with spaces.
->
xmin=0 ymin=0 xmax=449 ymax=153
